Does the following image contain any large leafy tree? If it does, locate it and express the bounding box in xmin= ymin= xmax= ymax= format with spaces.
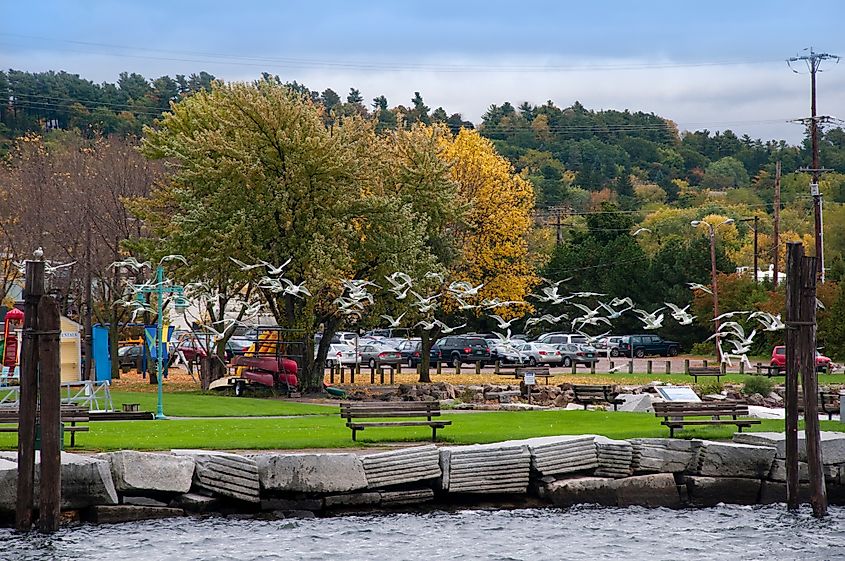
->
xmin=137 ymin=81 xmax=441 ymax=391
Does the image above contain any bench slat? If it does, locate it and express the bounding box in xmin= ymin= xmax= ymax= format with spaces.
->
xmin=347 ymin=421 xmax=452 ymax=428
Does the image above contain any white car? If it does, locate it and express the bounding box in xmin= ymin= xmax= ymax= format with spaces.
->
xmin=514 ymin=342 xmax=563 ymax=367
xmin=320 ymin=343 xmax=360 ymax=367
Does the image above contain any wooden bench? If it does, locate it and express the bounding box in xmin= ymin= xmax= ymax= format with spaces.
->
xmin=653 ymin=401 xmax=760 ymax=438
xmin=340 ymin=401 xmax=451 ymax=442
xmin=687 ymin=366 xmax=723 ymax=383
xmin=497 ymin=366 xmax=554 ymax=385
xmin=754 ymin=364 xmax=784 ymax=377
xmin=797 ymin=391 xmax=840 ymax=421
xmin=571 ymin=384 xmax=624 ymax=411
xmin=0 ymin=405 xmax=90 ymax=447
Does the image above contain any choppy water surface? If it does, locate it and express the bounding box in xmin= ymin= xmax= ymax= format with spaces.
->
xmin=1 ymin=505 xmax=844 ymax=561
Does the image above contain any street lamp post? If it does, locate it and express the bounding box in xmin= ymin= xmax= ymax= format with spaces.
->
xmin=133 ymin=263 xmax=187 ymax=420
xmin=691 ymin=219 xmax=734 ymax=363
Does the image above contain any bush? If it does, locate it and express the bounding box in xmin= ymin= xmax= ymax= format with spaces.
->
xmin=694 ymin=381 xmax=724 ymax=396
xmin=742 ymin=376 xmax=774 ymax=397
xmin=690 ymin=342 xmax=715 ymax=356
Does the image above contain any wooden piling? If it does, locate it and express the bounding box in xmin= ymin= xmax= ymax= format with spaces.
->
xmin=647 ymin=360 xmax=652 ymax=374
xmin=379 ymin=366 xmax=384 ymax=385
xmin=475 ymin=361 xmax=481 ymax=375
xmin=37 ymin=296 xmax=61 ymax=533
xmin=16 ymin=260 xmax=43 ymax=532
xmin=339 ymin=366 xmax=345 ymax=384
xmin=785 ymin=242 xmax=801 ymax=511
xmin=628 ymin=360 xmax=633 ymax=374
xmin=665 ymin=360 xmax=671 ymax=375
xmin=684 ymin=358 xmax=690 ymax=374
xmin=389 ymin=365 xmax=395 ymax=385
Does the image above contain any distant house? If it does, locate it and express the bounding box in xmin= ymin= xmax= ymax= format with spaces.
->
xmin=735 ymin=264 xmax=786 ymax=284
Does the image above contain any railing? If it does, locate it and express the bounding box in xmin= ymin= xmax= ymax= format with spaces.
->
xmin=0 ymin=380 xmax=113 ymax=412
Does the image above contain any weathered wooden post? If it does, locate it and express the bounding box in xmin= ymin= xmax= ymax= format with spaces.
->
xmin=339 ymin=365 xmax=345 ymax=384
xmin=436 ymin=361 xmax=442 ymax=376
xmin=389 ymin=365 xmax=395 ymax=385
xmin=684 ymin=358 xmax=690 ymax=374
xmin=37 ymin=296 xmax=61 ymax=533
xmin=793 ymin=243 xmax=826 ymax=516
xmin=590 ymin=362 xmax=596 ymax=375
xmin=494 ymin=360 xmax=500 ymax=374
xmin=455 ymin=363 xmax=461 ymax=376
xmin=379 ymin=366 xmax=384 ymax=385
xmin=647 ymin=360 xmax=653 ymax=374
xmin=329 ymin=364 xmax=335 ymax=385
xmin=665 ymin=360 xmax=671 ymax=375
xmin=370 ymin=364 xmax=375 ymax=384
xmin=739 ymin=361 xmax=745 ymax=376
xmin=609 ymin=360 xmax=615 ymax=372
xmin=350 ymin=362 xmax=355 ymax=384
xmin=16 ymin=259 xmax=44 ymax=532
xmin=475 ymin=361 xmax=481 ymax=375
xmin=627 ymin=360 xmax=633 ymax=374
xmin=703 ymin=359 xmax=708 ymax=368
xmin=785 ymin=242 xmax=801 ymax=511
xmin=570 ymin=362 xmax=576 ymax=375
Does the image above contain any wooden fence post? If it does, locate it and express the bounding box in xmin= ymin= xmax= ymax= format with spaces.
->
xmin=627 ymin=360 xmax=633 ymax=374
xmin=665 ymin=360 xmax=671 ymax=375
xmin=684 ymin=358 xmax=690 ymax=375
xmin=647 ymin=360 xmax=653 ymax=374
xmin=37 ymin=296 xmax=61 ymax=533
xmin=389 ymin=365 xmax=395 ymax=385
xmin=475 ymin=361 xmax=481 ymax=375
xmin=16 ymin=259 xmax=44 ymax=532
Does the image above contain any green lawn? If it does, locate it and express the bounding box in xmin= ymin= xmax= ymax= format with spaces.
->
xmin=3 ymin=410 xmax=840 ymax=452
xmin=109 ymin=391 xmax=335 ymax=417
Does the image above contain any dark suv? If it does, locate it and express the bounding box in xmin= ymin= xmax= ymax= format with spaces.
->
xmin=431 ymin=336 xmax=491 ymax=368
xmin=619 ymin=335 xmax=680 ymax=358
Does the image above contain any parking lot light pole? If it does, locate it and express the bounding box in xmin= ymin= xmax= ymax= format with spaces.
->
xmin=691 ymin=219 xmax=734 ymax=363
xmin=133 ymin=264 xmax=187 ymax=420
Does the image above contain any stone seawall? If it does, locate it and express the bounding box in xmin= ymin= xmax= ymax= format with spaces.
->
xmin=2 ymin=432 xmax=845 ymax=524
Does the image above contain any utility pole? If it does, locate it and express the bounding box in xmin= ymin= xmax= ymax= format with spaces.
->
xmin=788 ymin=47 xmax=840 ymax=283
xmin=773 ymin=161 xmax=781 ymax=288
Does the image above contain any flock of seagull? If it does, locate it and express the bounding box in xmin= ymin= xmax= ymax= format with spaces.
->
xmin=29 ymin=253 xmax=787 ymax=364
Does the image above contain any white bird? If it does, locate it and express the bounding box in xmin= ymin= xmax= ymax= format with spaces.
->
xmin=415 ymin=319 xmax=439 ymax=331
xmin=571 ymin=302 xmax=601 ymax=320
xmin=452 ymin=295 xmax=479 ymax=310
xmin=574 ymin=316 xmax=612 ymax=329
xmin=610 ymin=296 xmax=634 ymax=309
xmin=44 ymin=260 xmax=77 ymax=275
xmin=424 ymin=271 xmax=445 ymax=284
xmin=385 ymin=271 xmax=413 ymax=288
xmin=632 ymin=227 xmax=652 ymax=236
xmin=687 ymin=282 xmax=712 ymax=294
xmin=816 ymin=298 xmax=825 ymax=310
xmin=381 ymin=313 xmax=406 ymax=328
xmin=664 ymin=302 xmax=695 ymax=325
xmin=481 ymin=298 xmax=523 ymax=309
xmin=448 ymin=281 xmax=484 ymax=297
xmin=410 ymin=290 xmax=440 ymax=307
xmin=159 ymin=254 xmax=188 ymax=266
xmin=576 ymin=330 xmax=610 ymax=345
xmin=488 ymin=314 xmax=518 ymax=330
xmin=570 ymin=291 xmax=606 ymax=298
xmin=633 ymin=307 xmax=666 ymax=330
xmin=417 ymin=301 xmax=439 ymax=313
xmin=259 ymin=258 xmax=292 ymax=275
xmin=749 ymin=311 xmax=785 ymax=331
xmin=607 ymin=365 xmax=620 ymax=374
xmin=258 ymin=277 xmax=285 ymax=293
xmin=712 ymin=311 xmax=750 ymax=322
xmin=389 ymin=284 xmax=413 ymax=300
xmin=109 ymin=257 xmax=152 ymax=272
xmin=33 ymin=247 xmax=44 ymax=259
xmin=229 ymin=257 xmax=265 ymax=271
xmin=280 ymin=278 xmax=311 ymax=298
xmin=436 ymin=320 xmax=466 ymax=334
xmin=598 ymin=301 xmax=628 ymax=320
xmin=539 ymin=276 xmax=573 ymax=288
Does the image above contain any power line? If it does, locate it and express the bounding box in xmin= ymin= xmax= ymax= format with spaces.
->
xmin=0 ymin=33 xmax=785 ymax=73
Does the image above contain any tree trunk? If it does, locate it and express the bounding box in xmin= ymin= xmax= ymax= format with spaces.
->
xmin=107 ymin=309 xmax=121 ymax=380
xmin=301 ymin=317 xmax=340 ymax=393
xmin=199 ymin=356 xmax=226 ymax=391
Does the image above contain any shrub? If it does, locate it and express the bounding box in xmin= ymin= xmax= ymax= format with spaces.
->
xmin=690 ymin=342 xmax=715 ymax=356
xmin=694 ymin=381 xmax=724 ymax=396
xmin=742 ymin=376 xmax=774 ymax=396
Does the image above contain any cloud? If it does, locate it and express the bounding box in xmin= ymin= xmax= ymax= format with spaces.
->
xmin=4 ymin=51 xmax=844 ymax=144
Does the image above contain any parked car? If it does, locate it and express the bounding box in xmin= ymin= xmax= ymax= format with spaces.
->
xmin=513 ymin=342 xmax=563 ymax=367
xmin=485 ymin=339 xmax=527 ymax=365
xmin=596 ymin=336 xmax=624 ymax=357
xmin=535 ymin=333 xmax=587 ymax=346
xmin=430 ymin=336 xmax=492 ymax=368
xmin=770 ymin=345 xmax=832 ymax=373
xmin=172 ymin=335 xmax=241 ymax=363
xmin=116 ymin=344 xmax=144 ymax=372
xmin=396 ymin=339 xmax=423 ymax=367
xmin=556 ymin=343 xmax=599 ymax=368
xmin=365 ymin=328 xmax=411 ymax=340
xmin=359 ymin=343 xmax=403 ymax=367
xmin=618 ymin=334 xmax=680 ymax=358
xmin=321 ymin=343 xmax=360 ymax=367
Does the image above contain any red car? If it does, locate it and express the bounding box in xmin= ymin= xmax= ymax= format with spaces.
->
xmin=770 ymin=345 xmax=832 ymax=373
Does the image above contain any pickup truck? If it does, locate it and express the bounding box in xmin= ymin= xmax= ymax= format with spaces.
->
xmin=618 ymin=334 xmax=681 ymax=358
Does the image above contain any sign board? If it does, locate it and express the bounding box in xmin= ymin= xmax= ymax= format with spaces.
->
xmin=655 ymin=385 xmax=701 ymax=402
xmin=524 ymin=372 xmax=536 ymax=386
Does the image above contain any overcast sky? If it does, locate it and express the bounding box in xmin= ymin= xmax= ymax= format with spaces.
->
xmin=3 ymin=0 xmax=845 ymax=143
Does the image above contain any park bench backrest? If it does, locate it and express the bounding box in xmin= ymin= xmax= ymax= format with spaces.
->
xmin=340 ymin=401 xmax=441 ymax=421
xmin=653 ymin=401 xmax=750 ymax=418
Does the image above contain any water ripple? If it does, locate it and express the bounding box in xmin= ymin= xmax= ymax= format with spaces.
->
xmin=0 ymin=506 xmax=843 ymax=560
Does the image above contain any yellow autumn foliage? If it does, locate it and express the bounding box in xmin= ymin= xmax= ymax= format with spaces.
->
xmin=438 ymin=129 xmax=537 ymax=318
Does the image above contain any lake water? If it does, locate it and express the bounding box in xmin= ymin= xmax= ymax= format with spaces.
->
xmin=1 ymin=505 xmax=843 ymax=560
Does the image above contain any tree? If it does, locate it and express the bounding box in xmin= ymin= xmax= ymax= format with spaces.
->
xmin=138 ymin=81 xmax=440 ymax=392
xmin=701 ymin=156 xmax=750 ymax=190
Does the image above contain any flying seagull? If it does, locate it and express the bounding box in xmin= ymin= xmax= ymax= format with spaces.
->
xmin=687 ymin=282 xmax=712 ymax=294
xmin=381 ymin=313 xmax=406 ymax=328
xmin=229 ymin=257 xmax=265 ymax=271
